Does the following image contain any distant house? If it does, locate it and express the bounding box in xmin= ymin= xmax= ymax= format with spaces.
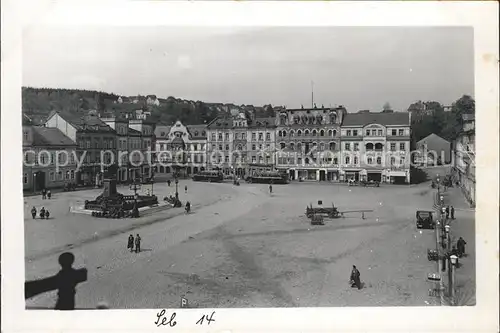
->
xmin=134 ymin=109 xmax=151 ymax=120
xmin=416 ymin=133 xmax=451 ymax=165
xmin=443 ymin=105 xmax=452 ymax=112
xmin=146 ymin=95 xmax=160 ymax=106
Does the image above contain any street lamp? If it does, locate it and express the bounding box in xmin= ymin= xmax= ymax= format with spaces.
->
xmin=175 ymin=177 xmax=179 ymax=201
xmin=449 ymin=254 xmax=458 ymax=305
xmin=444 ymin=225 xmax=451 ymax=250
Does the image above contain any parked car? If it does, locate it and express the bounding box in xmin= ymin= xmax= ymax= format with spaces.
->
xmin=416 ymin=210 xmax=435 ymax=229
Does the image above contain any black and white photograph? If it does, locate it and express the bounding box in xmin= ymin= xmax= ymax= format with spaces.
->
xmin=2 ymin=1 xmax=499 ymax=332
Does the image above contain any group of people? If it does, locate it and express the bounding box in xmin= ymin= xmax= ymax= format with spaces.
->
xmin=31 ymin=206 xmax=50 ymax=219
xmin=41 ymin=189 xmax=52 ymax=200
xmin=445 ymin=205 xmax=455 ymax=220
xmin=127 ymin=234 xmax=142 ymax=253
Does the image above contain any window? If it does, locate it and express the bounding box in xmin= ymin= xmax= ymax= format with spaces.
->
xmin=225 ymin=156 xmax=229 ymax=163
xmin=345 ymin=143 xmax=351 ymax=151
xmin=390 ymin=143 xmax=396 ymax=151
xmin=328 ymin=130 xmax=333 ymax=136
xmin=320 ymin=130 xmax=325 ymax=137
xmin=353 ymin=130 xmax=358 ymax=136
xmin=218 ymin=133 xmax=222 ymax=140
xmin=237 ymin=145 xmax=242 ymax=151
xmin=50 ymin=172 xmax=55 ymax=181
xmin=400 ymin=156 xmax=406 ymax=165
xmin=66 ymin=171 xmax=70 ymax=180
xmin=212 ymin=144 xmax=216 ymax=151
xmin=266 ymin=133 xmax=270 ymax=141
xmin=259 ymin=156 xmax=263 ymax=163
xmin=347 ymin=130 xmax=352 ymax=136
xmin=71 ymin=170 xmax=75 ymax=179
xmin=225 ymin=133 xmax=229 ymax=141
xmin=259 ymin=133 xmax=263 ymax=141
xmin=367 ymin=157 xmax=373 ymax=164
xmin=58 ymin=171 xmax=63 ymax=180
xmin=290 ymin=143 xmax=295 ymax=150
xmin=398 ymin=129 xmax=404 ymax=136
xmin=329 ymin=142 xmax=336 ymax=150
xmin=23 ymin=173 xmax=28 ymax=184
xmin=400 ymin=143 xmax=406 ymax=151
xmin=225 ymin=144 xmax=229 ymax=151
xmin=297 ymin=130 xmax=302 ymax=137
xmin=202 ymin=131 xmax=206 ymax=136
xmin=252 ymin=144 xmax=256 ymax=150
xmin=391 ymin=157 xmax=396 ymax=165
xmin=320 ymin=143 xmax=325 ymax=150
xmin=392 ymin=129 xmax=397 ymax=136
xmin=211 ymin=133 xmax=216 ymax=141
xmin=345 ymin=156 xmax=350 ymax=164
xmin=312 ymin=130 xmax=317 ymax=137
xmin=354 ymin=143 xmax=359 ymax=151
xmin=219 ymin=144 xmax=223 ymax=151
xmin=305 ymin=130 xmax=310 ymax=136
xmin=378 ymin=130 xmax=383 ymax=136
xmin=298 ymin=157 xmax=302 ymax=165
xmin=290 ymin=130 xmax=294 ymax=137
xmin=354 ymin=157 xmax=358 ymax=164
xmin=282 ymin=131 xmax=287 ymax=137
xmin=86 ymin=140 xmax=91 ymax=149
xmin=333 ymin=157 xmax=338 ymax=164
xmin=242 ymin=133 xmax=246 ymax=140
xmin=376 ymin=157 xmax=382 ymax=165
xmin=252 ymin=156 xmax=256 ymax=163
xmin=365 ymin=130 xmax=370 ymax=136
xmin=259 ymin=144 xmax=262 ymax=150
xmin=332 ymin=130 xmax=337 ymax=137
xmin=297 ymin=143 xmax=302 ymax=151
xmin=252 ymin=133 xmax=256 ymax=140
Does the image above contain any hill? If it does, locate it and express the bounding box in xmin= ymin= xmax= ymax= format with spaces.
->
xmin=22 ymin=87 xmax=276 ymax=126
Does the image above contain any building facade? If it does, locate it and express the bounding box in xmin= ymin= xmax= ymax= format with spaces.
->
xmin=154 ymin=121 xmax=208 ymax=177
xmin=45 ymin=111 xmax=117 ymax=186
xmin=128 ymin=119 xmax=155 ymax=180
xmin=274 ymin=106 xmax=345 ymax=181
xmin=416 ymin=133 xmax=452 ymax=165
xmin=23 ymin=115 xmax=78 ymax=191
xmin=453 ymin=113 xmax=475 ymax=206
xmin=101 ymin=116 xmax=130 ymax=183
xmin=340 ymin=111 xmax=411 ymax=184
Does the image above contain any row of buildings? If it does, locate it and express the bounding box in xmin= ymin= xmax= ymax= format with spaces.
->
xmin=23 ymin=111 xmax=154 ymax=191
xmin=22 ymin=106 xmax=412 ymax=192
xmin=153 ymin=107 xmax=412 ymax=184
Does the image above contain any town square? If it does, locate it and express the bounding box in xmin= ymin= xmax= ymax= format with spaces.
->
xmin=19 ymin=26 xmax=477 ymax=310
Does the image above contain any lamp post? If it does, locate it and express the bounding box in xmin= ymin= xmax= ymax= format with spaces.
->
xmin=445 ymin=225 xmax=451 ymax=250
xmin=175 ymin=177 xmax=179 ymax=201
xmin=33 ymin=172 xmax=37 ymax=193
xmin=449 ymin=254 xmax=458 ymax=305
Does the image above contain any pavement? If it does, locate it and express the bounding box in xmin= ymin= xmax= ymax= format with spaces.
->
xmin=24 ymin=181 xmax=475 ymax=308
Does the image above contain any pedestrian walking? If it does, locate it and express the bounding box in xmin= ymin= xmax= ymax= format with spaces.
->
xmin=269 ymin=184 xmax=273 ymax=194
xmin=31 ymin=206 xmax=37 ymax=219
xmin=42 ymin=189 xmax=46 ymax=200
xmin=47 ymin=190 xmax=52 ymax=199
xmin=127 ymin=234 xmax=134 ymax=252
xmin=350 ymin=265 xmax=362 ymax=290
xmin=45 ymin=210 xmax=50 ymax=219
xmin=167 ymin=179 xmax=171 ymax=187
xmin=457 ymin=237 xmax=467 ymax=257
xmin=135 ymin=234 xmax=141 ymax=253
xmin=445 ymin=206 xmax=450 ymax=219
xmin=184 ymin=185 xmax=188 ymax=194
xmin=450 ymin=206 xmax=455 ymax=220
xmin=40 ymin=207 xmax=46 ymax=219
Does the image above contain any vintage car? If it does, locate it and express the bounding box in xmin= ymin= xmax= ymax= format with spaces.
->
xmin=360 ymin=180 xmax=380 ymax=187
xmin=416 ymin=210 xmax=435 ymax=229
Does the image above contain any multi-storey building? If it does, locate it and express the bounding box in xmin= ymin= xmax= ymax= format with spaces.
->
xmin=101 ymin=116 xmax=130 ymax=183
xmin=232 ymin=113 xmax=249 ymax=177
xmin=128 ymin=119 xmax=155 ymax=180
xmin=275 ymin=106 xmax=345 ymax=181
xmin=45 ymin=111 xmax=117 ymax=186
xmin=154 ymin=121 xmax=207 ymax=177
xmin=206 ymin=117 xmax=234 ymax=175
xmin=453 ymin=113 xmax=475 ymax=206
xmin=23 ymin=114 xmax=78 ymax=191
xmin=340 ymin=111 xmax=411 ymax=184
xmin=246 ymin=117 xmax=276 ymax=175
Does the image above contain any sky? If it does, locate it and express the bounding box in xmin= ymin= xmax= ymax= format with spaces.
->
xmin=23 ymin=26 xmax=474 ymax=112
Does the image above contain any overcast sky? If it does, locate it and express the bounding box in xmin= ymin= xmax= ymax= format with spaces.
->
xmin=23 ymin=26 xmax=474 ymax=112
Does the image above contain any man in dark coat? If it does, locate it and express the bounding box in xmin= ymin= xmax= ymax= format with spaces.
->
xmin=40 ymin=207 xmax=46 ymax=219
xmin=127 ymin=235 xmax=134 ymax=252
xmin=167 ymin=179 xmax=171 ymax=187
xmin=42 ymin=189 xmax=46 ymax=200
xmin=269 ymin=184 xmax=273 ymax=194
xmin=350 ymin=265 xmax=361 ymax=289
xmin=457 ymin=237 xmax=467 ymax=257
xmin=135 ymin=234 xmax=141 ymax=253
xmin=184 ymin=185 xmax=188 ymax=194
xmin=45 ymin=210 xmax=50 ymax=219
xmin=445 ymin=206 xmax=450 ymax=219
xmin=31 ymin=206 xmax=37 ymax=219
xmin=450 ymin=206 xmax=455 ymax=220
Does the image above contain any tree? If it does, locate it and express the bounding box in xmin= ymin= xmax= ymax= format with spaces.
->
xmin=451 ymin=95 xmax=475 ymax=125
xmin=383 ymin=102 xmax=392 ymax=111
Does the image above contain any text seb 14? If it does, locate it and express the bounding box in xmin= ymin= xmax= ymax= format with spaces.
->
xmin=155 ymin=309 xmax=215 ymax=327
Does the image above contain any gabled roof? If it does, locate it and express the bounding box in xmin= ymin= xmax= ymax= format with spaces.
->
xmin=51 ymin=111 xmax=116 ymax=133
xmin=417 ymin=133 xmax=450 ymax=146
xmin=251 ymin=117 xmax=276 ymax=128
xmin=128 ymin=127 xmax=142 ymax=136
xmin=186 ymin=125 xmax=207 ymax=139
xmin=207 ymin=117 xmax=233 ymax=129
xmin=32 ymin=127 xmax=76 ymax=147
xmin=155 ymin=125 xmax=171 ymax=139
xmin=342 ymin=112 xmax=409 ymax=127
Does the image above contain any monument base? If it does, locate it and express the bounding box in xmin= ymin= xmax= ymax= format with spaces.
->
xmin=71 ymin=202 xmax=172 ymax=218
